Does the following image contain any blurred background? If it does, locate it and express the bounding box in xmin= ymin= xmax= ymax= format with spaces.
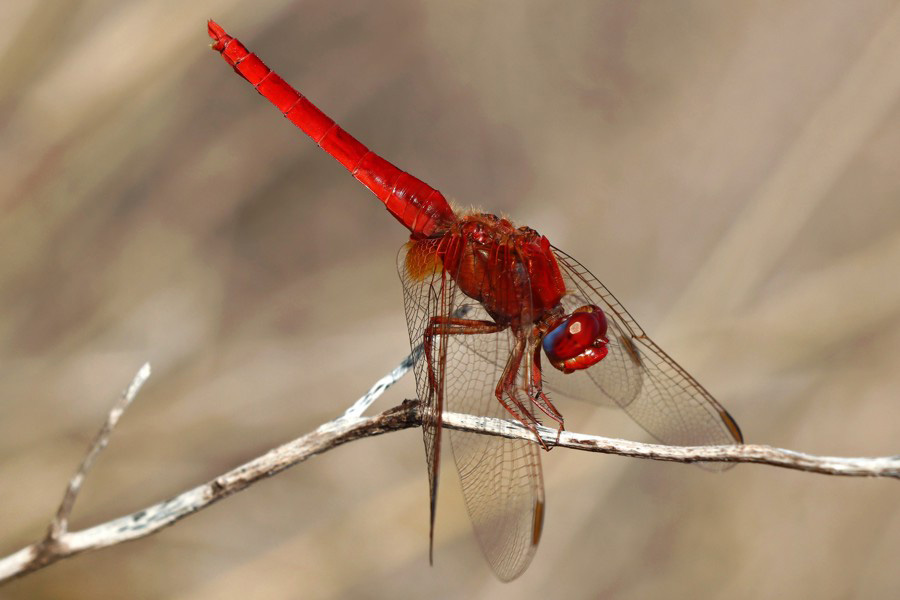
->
xmin=2 ymin=1 xmax=899 ymax=598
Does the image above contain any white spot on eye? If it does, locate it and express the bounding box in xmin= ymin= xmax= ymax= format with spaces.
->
xmin=568 ymin=322 xmax=582 ymax=335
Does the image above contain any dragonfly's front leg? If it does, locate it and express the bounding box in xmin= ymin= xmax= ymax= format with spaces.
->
xmin=491 ymin=330 xmax=553 ymax=451
xmin=528 ymin=342 xmax=564 ymax=446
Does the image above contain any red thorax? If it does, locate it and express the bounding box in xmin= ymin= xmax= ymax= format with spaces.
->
xmin=435 ymin=214 xmax=566 ymax=327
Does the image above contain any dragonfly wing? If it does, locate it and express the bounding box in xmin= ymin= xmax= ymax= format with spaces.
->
xmin=399 ymin=243 xmax=444 ymax=562
xmin=399 ymin=242 xmax=545 ymax=581
xmin=443 ymin=307 xmax=544 ymax=582
xmin=547 ymin=247 xmax=744 ymax=451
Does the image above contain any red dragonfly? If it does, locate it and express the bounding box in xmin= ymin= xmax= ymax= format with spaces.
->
xmin=209 ymin=20 xmax=743 ymax=581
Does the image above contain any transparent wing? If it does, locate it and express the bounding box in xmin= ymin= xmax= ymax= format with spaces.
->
xmin=545 ymin=246 xmax=743 ymax=450
xmin=398 ymin=242 xmax=544 ymax=582
xmin=398 ymin=242 xmax=443 ymax=561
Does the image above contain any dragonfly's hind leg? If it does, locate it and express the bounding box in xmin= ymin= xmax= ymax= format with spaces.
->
xmin=422 ymin=316 xmax=505 ymax=408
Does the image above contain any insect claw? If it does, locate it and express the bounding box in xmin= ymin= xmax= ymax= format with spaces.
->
xmin=553 ymin=422 xmax=564 ymax=447
xmin=534 ymin=429 xmax=551 ymax=452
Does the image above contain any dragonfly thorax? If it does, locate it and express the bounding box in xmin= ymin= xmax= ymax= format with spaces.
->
xmin=438 ymin=213 xmax=567 ymax=326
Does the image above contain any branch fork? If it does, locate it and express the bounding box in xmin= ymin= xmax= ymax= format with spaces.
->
xmin=1 ymin=359 xmax=897 ymax=585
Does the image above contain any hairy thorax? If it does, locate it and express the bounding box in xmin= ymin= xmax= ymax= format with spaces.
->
xmin=427 ymin=213 xmax=567 ymax=327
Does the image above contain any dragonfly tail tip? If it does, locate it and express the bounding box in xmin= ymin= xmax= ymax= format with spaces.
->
xmin=207 ymin=19 xmax=226 ymax=43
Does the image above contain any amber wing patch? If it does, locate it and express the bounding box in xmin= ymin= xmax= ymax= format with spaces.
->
xmin=404 ymin=239 xmax=443 ymax=281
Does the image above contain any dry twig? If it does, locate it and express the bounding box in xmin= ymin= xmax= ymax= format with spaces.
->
xmin=0 ymin=360 xmax=897 ymax=585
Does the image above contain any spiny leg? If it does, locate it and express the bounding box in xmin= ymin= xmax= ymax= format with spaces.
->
xmin=423 ymin=317 xmax=549 ymax=449
xmin=422 ymin=316 xmax=506 ymax=398
xmin=529 ymin=343 xmax=564 ymax=447
xmin=493 ymin=330 xmax=552 ymax=451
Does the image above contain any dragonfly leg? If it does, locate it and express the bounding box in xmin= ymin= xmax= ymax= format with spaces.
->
xmin=493 ymin=331 xmax=551 ymax=451
xmin=422 ymin=317 xmax=550 ymax=449
xmin=528 ymin=343 xmax=564 ymax=447
xmin=422 ymin=316 xmax=505 ymax=399
xmin=425 ymin=316 xmax=504 ymax=332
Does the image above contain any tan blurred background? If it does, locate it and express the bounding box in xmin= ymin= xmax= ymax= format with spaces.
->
xmin=2 ymin=1 xmax=899 ymax=598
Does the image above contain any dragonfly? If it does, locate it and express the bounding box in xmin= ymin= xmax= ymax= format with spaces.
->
xmin=208 ymin=20 xmax=743 ymax=582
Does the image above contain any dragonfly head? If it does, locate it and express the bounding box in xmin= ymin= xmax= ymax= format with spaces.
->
xmin=541 ymin=305 xmax=609 ymax=373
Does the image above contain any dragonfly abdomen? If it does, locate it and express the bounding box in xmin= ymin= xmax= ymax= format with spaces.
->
xmin=208 ymin=20 xmax=456 ymax=238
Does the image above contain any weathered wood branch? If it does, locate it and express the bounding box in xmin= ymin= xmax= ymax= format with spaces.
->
xmin=1 ymin=362 xmax=896 ymax=585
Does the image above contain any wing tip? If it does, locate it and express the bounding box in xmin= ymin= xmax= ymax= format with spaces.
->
xmin=720 ymin=407 xmax=744 ymax=444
